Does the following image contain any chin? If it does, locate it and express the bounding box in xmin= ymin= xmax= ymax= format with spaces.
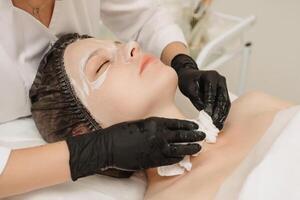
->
xmin=164 ymin=65 xmax=178 ymax=91
xmin=152 ymin=65 xmax=178 ymax=100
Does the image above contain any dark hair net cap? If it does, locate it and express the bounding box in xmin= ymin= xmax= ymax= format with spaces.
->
xmin=30 ymin=33 xmax=133 ymax=178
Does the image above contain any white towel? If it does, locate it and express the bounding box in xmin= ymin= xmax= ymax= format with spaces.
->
xmin=157 ymin=110 xmax=219 ymax=176
xmin=238 ymin=106 xmax=300 ymax=200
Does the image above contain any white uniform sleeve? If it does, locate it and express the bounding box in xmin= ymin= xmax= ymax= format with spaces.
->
xmin=0 ymin=146 xmax=11 ymax=175
xmin=100 ymin=0 xmax=187 ymax=57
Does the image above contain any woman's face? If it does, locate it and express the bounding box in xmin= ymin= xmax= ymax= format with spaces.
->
xmin=64 ymin=38 xmax=177 ymax=127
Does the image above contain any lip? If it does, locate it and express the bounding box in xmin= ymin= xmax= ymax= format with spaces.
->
xmin=139 ymin=54 xmax=157 ymax=74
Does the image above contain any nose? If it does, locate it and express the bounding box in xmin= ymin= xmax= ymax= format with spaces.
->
xmin=126 ymin=41 xmax=140 ymax=60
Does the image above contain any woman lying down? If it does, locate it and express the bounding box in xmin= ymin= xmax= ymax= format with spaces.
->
xmin=29 ymin=33 xmax=299 ymax=200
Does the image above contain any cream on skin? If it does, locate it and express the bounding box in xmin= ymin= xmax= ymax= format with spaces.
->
xmin=68 ymin=40 xmax=119 ymax=105
xmin=64 ymin=38 xmax=178 ymax=127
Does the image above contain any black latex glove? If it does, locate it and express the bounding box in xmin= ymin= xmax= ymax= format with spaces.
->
xmin=171 ymin=54 xmax=231 ymax=130
xmin=66 ymin=117 xmax=205 ymax=181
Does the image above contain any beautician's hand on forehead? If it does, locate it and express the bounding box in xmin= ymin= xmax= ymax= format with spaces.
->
xmin=171 ymin=54 xmax=231 ymax=130
xmin=66 ymin=117 xmax=205 ymax=180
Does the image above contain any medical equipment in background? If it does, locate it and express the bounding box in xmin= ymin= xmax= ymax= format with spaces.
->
xmin=161 ymin=0 xmax=256 ymax=95
xmin=98 ymin=0 xmax=256 ymax=95
xmin=193 ymin=12 xmax=255 ymax=95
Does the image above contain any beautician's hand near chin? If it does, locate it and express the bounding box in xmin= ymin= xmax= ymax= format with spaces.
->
xmin=66 ymin=117 xmax=205 ymax=181
xmin=171 ymin=54 xmax=231 ymax=130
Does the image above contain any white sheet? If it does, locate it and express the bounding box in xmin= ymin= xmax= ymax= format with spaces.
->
xmin=0 ymin=146 xmax=10 ymax=175
xmin=239 ymin=106 xmax=300 ymax=199
xmin=215 ymin=105 xmax=300 ymax=200
xmin=0 ymin=117 xmax=146 ymax=200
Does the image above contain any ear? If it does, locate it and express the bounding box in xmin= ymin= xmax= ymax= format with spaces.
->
xmin=71 ymin=123 xmax=91 ymax=136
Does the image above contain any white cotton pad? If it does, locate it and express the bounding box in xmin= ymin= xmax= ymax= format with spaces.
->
xmin=90 ymin=66 xmax=110 ymax=90
xmin=197 ymin=110 xmax=220 ymax=144
xmin=157 ymin=110 xmax=220 ymax=176
xmin=157 ymin=162 xmax=186 ymax=176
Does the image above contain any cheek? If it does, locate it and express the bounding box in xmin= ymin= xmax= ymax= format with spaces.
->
xmin=143 ymin=66 xmax=178 ymax=100
xmin=84 ymin=65 xmax=178 ymax=126
xmin=86 ymin=70 xmax=151 ymax=125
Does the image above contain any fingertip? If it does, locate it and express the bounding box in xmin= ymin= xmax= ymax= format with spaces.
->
xmin=191 ymin=131 xmax=206 ymax=141
xmin=215 ymin=121 xmax=223 ymax=130
xmin=194 ymin=102 xmax=204 ymax=111
xmin=173 ymin=156 xmax=184 ymax=163
xmin=197 ymin=144 xmax=202 ymax=152
xmin=191 ymin=143 xmax=201 ymax=154
xmin=162 ymin=156 xmax=184 ymax=166
xmin=192 ymin=99 xmax=205 ymax=111
xmin=190 ymin=121 xmax=199 ymax=130
xmin=204 ymin=105 xmax=213 ymax=117
xmin=198 ymin=131 xmax=206 ymax=141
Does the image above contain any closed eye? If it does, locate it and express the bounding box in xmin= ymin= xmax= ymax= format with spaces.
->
xmin=96 ymin=60 xmax=110 ymax=73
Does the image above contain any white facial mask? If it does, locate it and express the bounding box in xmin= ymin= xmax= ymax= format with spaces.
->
xmin=70 ymin=40 xmax=134 ymax=108
xmin=89 ymin=66 xmax=110 ymax=90
xmin=77 ymin=44 xmax=118 ymax=97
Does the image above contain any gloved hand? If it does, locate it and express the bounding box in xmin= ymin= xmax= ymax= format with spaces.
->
xmin=171 ymin=54 xmax=231 ymax=129
xmin=66 ymin=117 xmax=205 ymax=181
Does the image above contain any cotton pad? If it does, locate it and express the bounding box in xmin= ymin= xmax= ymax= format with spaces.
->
xmin=157 ymin=110 xmax=219 ymax=176
xmin=197 ymin=110 xmax=220 ymax=143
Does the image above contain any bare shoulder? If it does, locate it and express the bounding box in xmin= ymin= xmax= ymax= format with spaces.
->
xmin=226 ymin=91 xmax=294 ymax=123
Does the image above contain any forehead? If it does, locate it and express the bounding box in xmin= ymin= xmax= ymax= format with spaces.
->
xmin=64 ymin=38 xmax=120 ymax=72
xmin=65 ymin=38 xmax=117 ymax=57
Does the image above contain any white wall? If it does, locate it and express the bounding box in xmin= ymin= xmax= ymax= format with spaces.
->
xmin=212 ymin=0 xmax=300 ymax=103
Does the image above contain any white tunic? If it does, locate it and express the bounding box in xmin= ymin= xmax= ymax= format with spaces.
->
xmin=0 ymin=0 xmax=186 ymax=175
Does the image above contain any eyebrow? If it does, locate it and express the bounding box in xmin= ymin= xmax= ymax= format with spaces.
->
xmin=114 ymin=40 xmax=122 ymax=45
xmin=88 ymin=41 xmax=121 ymax=60
xmin=82 ymin=49 xmax=102 ymax=71
xmin=81 ymin=41 xmax=121 ymax=71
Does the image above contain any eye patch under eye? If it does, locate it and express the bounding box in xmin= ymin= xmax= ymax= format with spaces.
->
xmin=90 ymin=64 xmax=110 ymax=90
xmin=84 ymin=54 xmax=110 ymax=81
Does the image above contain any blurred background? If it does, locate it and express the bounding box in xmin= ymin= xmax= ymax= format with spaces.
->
xmin=99 ymin=0 xmax=300 ymax=103
xmin=213 ymin=0 xmax=300 ymax=103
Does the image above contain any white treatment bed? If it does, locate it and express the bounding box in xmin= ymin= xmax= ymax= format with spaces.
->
xmin=215 ymin=106 xmax=300 ymax=200
xmin=2 ymin=99 xmax=300 ymax=200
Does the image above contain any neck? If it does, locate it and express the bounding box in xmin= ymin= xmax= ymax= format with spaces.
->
xmin=100 ymin=100 xmax=188 ymax=129
xmin=145 ymin=101 xmax=187 ymax=120
xmin=27 ymin=0 xmax=50 ymax=7
xmin=13 ymin=0 xmax=52 ymax=9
